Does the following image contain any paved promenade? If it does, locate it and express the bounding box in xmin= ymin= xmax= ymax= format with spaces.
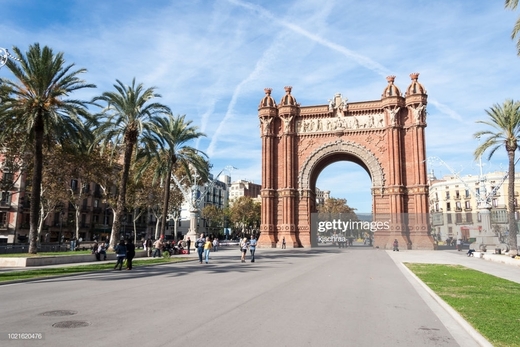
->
xmin=1 ymin=246 xmax=518 ymax=346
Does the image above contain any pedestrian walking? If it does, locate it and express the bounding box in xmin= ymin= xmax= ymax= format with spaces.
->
xmin=70 ymin=236 xmax=77 ymax=251
xmin=145 ymin=238 xmax=153 ymax=257
xmin=126 ymin=239 xmax=135 ymax=270
xmin=393 ymin=239 xmax=399 ymax=252
xmin=212 ymin=238 xmax=219 ymax=252
xmin=456 ymin=239 xmax=462 ymax=251
xmin=204 ymin=237 xmax=212 ymax=264
xmin=186 ymin=237 xmax=191 ymax=255
xmin=249 ymin=235 xmax=257 ymax=262
xmin=240 ymin=237 xmax=249 ymax=263
xmin=281 ymin=237 xmax=286 ymax=249
xmin=152 ymin=237 xmax=163 ymax=258
xmin=114 ymin=240 xmax=127 ymax=270
xmin=195 ymin=234 xmax=205 ymax=264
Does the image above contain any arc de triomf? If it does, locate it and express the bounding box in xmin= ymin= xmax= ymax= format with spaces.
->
xmin=257 ymin=73 xmax=435 ymax=250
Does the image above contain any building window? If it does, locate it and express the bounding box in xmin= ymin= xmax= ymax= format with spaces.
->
xmin=465 ymin=189 xmax=470 ymax=198
xmin=492 ymin=199 xmax=498 ymax=207
xmin=447 ymin=213 xmax=452 ymax=224
xmin=71 ymin=179 xmax=78 ymax=191
xmin=2 ymin=172 xmax=13 ymax=185
xmin=455 ymin=213 xmax=462 ymax=224
xmin=446 ymin=202 xmax=451 ymax=212
xmin=0 ymin=211 xmax=7 ymax=227
xmin=466 ymin=213 xmax=473 ymax=223
xmin=465 ymin=200 xmax=471 ymax=209
xmin=0 ymin=191 xmax=10 ymax=204
xmin=445 ymin=191 xmax=450 ymax=200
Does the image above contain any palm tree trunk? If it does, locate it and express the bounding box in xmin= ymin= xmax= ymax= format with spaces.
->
xmin=508 ymin=149 xmax=518 ymax=253
xmin=109 ymin=140 xmax=134 ymax=249
xmin=29 ymin=114 xmax=44 ymax=254
xmin=160 ymin=161 xmax=173 ymax=239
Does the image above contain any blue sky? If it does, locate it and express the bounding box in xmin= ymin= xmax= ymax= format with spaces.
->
xmin=2 ymin=0 xmax=520 ymax=213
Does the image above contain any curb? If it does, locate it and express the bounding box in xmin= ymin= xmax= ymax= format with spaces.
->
xmin=398 ymin=262 xmax=493 ymax=347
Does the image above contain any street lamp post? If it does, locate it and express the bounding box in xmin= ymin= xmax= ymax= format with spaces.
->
xmin=59 ymin=212 xmax=64 ymax=251
xmin=0 ymin=47 xmax=20 ymax=69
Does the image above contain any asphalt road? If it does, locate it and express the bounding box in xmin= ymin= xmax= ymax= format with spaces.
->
xmin=0 ymin=247 xmax=485 ymax=347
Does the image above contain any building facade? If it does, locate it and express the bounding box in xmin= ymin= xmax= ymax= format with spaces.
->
xmin=429 ymin=170 xmax=520 ymax=243
xmin=229 ymin=179 xmax=261 ymax=204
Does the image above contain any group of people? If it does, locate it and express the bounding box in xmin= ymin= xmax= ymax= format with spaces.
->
xmin=240 ymin=235 xmax=257 ymax=262
xmin=113 ymin=239 xmax=136 ymax=270
xmin=92 ymin=241 xmax=108 ymax=261
xmin=143 ymin=237 xmax=192 ymax=258
xmin=193 ymin=233 xmax=258 ymax=264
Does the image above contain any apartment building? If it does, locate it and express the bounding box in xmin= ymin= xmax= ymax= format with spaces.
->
xmin=429 ymin=170 xmax=520 ymax=242
xmin=229 ymin=179 xmax=261 ymax=204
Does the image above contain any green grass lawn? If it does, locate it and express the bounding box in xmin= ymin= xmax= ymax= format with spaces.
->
xmin=0 ymin=257 xmax=192 ymax=283
xmin=406 ymin=263 xmax=520 ymax=347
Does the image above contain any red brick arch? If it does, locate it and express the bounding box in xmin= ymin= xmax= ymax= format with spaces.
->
xmin=258 ymin=75 xmax=435 ymax=250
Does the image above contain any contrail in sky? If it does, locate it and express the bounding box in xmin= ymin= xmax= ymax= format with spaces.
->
xmin=228 ymin=0 xmax=392 ymax=77
xmin=208 ymin=0 xmax=462 ymax=156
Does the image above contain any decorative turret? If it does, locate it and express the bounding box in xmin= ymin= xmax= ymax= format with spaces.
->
xmin=279 ymin=86 xmax=298 ymax=106
xmin=405 ymin=73 xmax=426 ymax=96
xmin=382 ymin=76 xmax=401 ymax=98
xmin=405 ymin=72 xmax=428 ymax=111
xmin=259 ymin=88 xmax=277 ymax=108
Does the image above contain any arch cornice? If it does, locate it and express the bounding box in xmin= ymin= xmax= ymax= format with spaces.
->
xmin=297 ymin=139 xmax=385 ymax=193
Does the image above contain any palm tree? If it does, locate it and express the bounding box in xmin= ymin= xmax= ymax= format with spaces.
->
xmin=506 ymin=0 xmax=520 ymax=55
xmin=0 ymin=44 xmax=95 ymax=254
xmin=92 ymin=79 xmax=171 ymax=249
xmin=142 ymin=114 xmax=208 ymax=239
xmin=474 ymin=99 xmax=520 ymax=254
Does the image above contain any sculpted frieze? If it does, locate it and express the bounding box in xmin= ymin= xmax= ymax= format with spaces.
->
xmin=296 ymin=113 xmax=384 ymax=134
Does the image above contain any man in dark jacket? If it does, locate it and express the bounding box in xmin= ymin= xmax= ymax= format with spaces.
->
xmin=126 ymin=239 xmax=136 ymax=270
xmin=114 ymin=240 xmax=127 ymax=270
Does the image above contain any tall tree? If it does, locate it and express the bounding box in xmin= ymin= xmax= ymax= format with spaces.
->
xmin=92 ymin=79 xmax=170 ymax=249
xmin=229 ymin=196 xmax=261 ymax=236
xmin=474 ymin=99 xmax=520 ymax=254
xmin=144 ymin=114 xmax=207 ymax=239
xmin=506 ymin=0 xmax=520 ymax=55
xmin=317 ymin=197 xmax=356 ymax=214
xmin=0 ymin=44 xmax=95 ymax=253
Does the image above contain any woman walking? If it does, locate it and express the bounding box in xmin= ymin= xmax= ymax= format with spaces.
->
xmin=240 ymin=237 xmax=249 ymax=263
xmin=204 ymin=237 xmax=212 ymax=264
xmin=114 ymin=240 xmax=127 ymax=270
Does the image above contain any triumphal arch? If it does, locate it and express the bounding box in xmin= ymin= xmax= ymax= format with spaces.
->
xmin=257 ymin=73 xmax=435 ymax=250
